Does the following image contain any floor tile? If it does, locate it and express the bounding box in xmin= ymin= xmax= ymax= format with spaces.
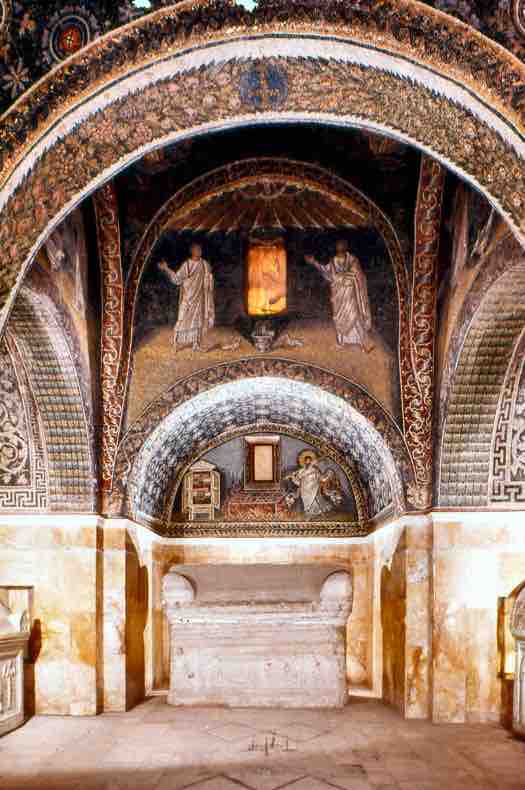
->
xmin=207 ymin=723 xmax=257 ymax=743
xmin=224 ymin=764 xmax=306 ymax=790
xmin=1 ymin=699 xmax=524 ymax=790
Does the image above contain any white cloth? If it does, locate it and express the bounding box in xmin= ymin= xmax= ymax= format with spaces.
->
xmin=290 ymin=462 xmax=332 ymax=516
xmin=314 ymin=252 xmax=372 ymax=347
xmin=165 ymin=257 xmax=215 ymax=348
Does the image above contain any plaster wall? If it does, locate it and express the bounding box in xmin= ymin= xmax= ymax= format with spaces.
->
xmin=374 ymin=516 xmax=433 ymax=720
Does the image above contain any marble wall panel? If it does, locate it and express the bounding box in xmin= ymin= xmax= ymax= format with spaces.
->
xmin=0 ymin=516 xmax=102 ymax=716
xmin=432 ymin=512 xmax=525 ymax=724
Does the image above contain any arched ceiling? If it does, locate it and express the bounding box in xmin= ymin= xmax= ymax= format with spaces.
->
xmin=6 ymin=287 xmax=95 ymax=512
xmin=1 ymin=0 xmax=525 ymax=336
xmin=439 ymin=248 xmax=525 ymax=507
xmin=129 ymin=377 xmax=405 ymax=532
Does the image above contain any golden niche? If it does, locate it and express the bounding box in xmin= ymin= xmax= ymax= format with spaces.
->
xmin=246 ymin=236 xmax=287 ymax=317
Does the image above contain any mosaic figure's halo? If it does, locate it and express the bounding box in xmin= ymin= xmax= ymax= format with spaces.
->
xmin=298 ymin=449 xmax=318 ymax=467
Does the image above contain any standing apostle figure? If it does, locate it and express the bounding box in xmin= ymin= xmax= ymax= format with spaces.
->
xmin=305 ymin=239 xmax=374 ymax=352
xmin=159 ymin=242 xmax=215 ymax=352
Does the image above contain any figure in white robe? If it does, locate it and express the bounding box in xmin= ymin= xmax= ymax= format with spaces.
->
xmin=305 ymin=240 xmax=374 ymax=352
xmin=159 ymin=243 xmax=215 ymax=352
xmin=286 ymin=452 xmax=332 ymax=517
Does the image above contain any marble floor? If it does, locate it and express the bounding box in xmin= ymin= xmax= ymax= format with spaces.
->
xmin=1 ymin=696 xmax=524 ymax=790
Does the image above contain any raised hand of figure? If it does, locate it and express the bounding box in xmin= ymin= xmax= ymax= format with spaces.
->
xmin=158 ymin=259 xmax=169 ymax=272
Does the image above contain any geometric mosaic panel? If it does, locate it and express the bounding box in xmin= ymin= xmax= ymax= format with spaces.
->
xmin=6 ymin=288 xmax=95 ymax=512
xmin=0 ymin=334 xmax=47 ymax=510
xmin=490 ymin=326 xmax=525 ymax=503
xmin=439 ymin=260 xmax=525 ymax=507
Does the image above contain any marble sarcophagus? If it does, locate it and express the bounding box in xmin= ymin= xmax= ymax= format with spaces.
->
xmin=162 ymin=563 xmax=352 ymax=708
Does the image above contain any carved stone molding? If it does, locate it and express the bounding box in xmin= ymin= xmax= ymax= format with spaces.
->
xmin=93 ymin=182 xmax=125 ymax=495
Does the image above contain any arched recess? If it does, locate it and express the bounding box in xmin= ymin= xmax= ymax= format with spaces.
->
xmin=111 ymin=358 xmax=414 ymax=516
xmin=438 ymin=249 xmax=525 ymax=507
xmin=5 ymin=287 xmax=96 ymax=512
xmin=2 ymin=1 xmax=525 ymax=332
xmin=165 ymin=422 xmax=369 ymax=524
xmin=126 ymin=376 xmax=407 ymax=534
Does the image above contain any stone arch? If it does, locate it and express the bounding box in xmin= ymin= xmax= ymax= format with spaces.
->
xmin=127 ymin=376 xmax=407 ymax=533
xmin=6 ymin=287 xmax=95 ymax=512
xmin=2 ymin=2 xmax=525 ymax=333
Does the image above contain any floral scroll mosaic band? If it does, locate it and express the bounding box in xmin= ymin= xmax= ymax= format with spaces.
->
xmin=1 ymin=48 xmax=522 ymax=343
xmin=0 ymin=0 xmax=11 ymax=45
xmin=405 ymin=155 xmax=444 ymax=508
xmin=93 ymin=182 xmax=125 ymax=494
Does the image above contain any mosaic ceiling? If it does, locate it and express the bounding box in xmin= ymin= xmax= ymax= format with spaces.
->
xmin=1 ymin=1 xmax=525 ymax=116
xmin=1 ymin=0 xmax=525 ymax=534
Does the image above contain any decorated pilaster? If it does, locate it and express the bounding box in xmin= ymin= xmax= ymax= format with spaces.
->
xmin=403 ymin=156 xmax=445 ymax=508
xmin=93 ymin=182 xmax=125 ymax=512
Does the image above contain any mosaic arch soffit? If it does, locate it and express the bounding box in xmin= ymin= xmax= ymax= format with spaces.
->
xmin=112 ymin=358 xmax=414 ymax=510
xmin=6 ymin=286 xmax=95 ymax=512
xmin=438 ymin=229 xmax=520 ymax=432
xmin=162 ymin=422 xmax=370 ymax=527
xmin=438 ymin=256 xmax=525 ymax=509
xmin=125 ymin=376 xmax=407 ymax=528
xmin=3 ymin=2 xmax=525 ymax=332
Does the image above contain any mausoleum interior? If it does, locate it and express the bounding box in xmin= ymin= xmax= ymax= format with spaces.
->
xmin=2 ymin=1 xmax=525 ymax=788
